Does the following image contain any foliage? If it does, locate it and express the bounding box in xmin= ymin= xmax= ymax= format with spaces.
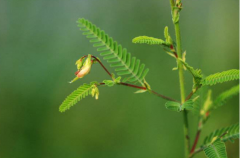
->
xmin=214 ymin=84 xmax=239 ymax=109
xmin=204 ymin=140 xmax=227 ymax=158
xmin=165 ymin=99 xmax=196 ymax=112
xmin=103 ymin=75 xmax=121 ymax=87
xmin=180 ymin=59 xmax=202 ymax=89
xmin=200 ymin=89 xmax=213 ymax=117
xmin=201 ymin=69 xmax=239 ymax=86
xmin=203 ymin=123 xmax=239 ymax=144
xmin=59 ymin=1 xmax=239 ymax=158
xmin=132 ymin=26 xmax=173 ymax=47
xmin=132 ymin=36 xmax=166 ymax=45
xmin=59 ymin=82 xmax=98 ymax=112
xmin=77 ymin=18 xmax=149 ymax=86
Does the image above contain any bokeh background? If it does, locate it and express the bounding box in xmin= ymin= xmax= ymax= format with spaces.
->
xmin=0 ymin=0 xmax=239 ymax=158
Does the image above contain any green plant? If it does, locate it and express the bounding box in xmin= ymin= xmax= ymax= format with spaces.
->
xmin=59 ymin=1 xmax=239 ymax=157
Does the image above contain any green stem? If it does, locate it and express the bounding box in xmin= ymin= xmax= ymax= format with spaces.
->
xmin=169 ymin=1 xmax=190 ymax=157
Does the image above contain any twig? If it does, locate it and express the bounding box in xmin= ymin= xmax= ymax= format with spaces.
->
xmin=190 ymin=129 xmax=201 ymax=154
xmin=185 ymin=86 xmax=201 ymax=101
xmin=151 ymin=90 xmax=179 ymax=102
xmin=189 ymin=147 xmax=203 ymax=158
xmin=89 ymin=55 xmax=179 ymax=102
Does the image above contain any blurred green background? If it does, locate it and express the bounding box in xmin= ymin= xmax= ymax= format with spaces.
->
xmin=0 ymin=0 xmax=239 ymax=158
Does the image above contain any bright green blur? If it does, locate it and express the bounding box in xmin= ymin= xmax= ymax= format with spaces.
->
xmin=0 ymin=0 xmax=238 ymax=158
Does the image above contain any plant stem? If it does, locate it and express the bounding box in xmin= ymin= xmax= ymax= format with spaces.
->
xmin=174 ymin=23 xmax=186 ymax=103
xmin=150 ymin=90 xmax=179 ymax=102
xmin=189 ymin=147 xmax=203 ymax=158
xmin=176 ymin=19 xmax=190 ymax=158
xmin=185 ymin=86 xmax=201 ymax=101
xmin=189 ymin=131 xmax=228 ymax=158
xmin=118 ymin=82 xmax=146 ymax=90
xmin=169 ymin=1 xmax=190 ymax=157
xmin=90 ymin=55 xmax=179 ymax=102
xmin=190 ymin=120 xmax=203 ymax=156
xmin=190 ymin=129 xmax=201 ymax=154
xmin=99 ymin=82 xmax=178 ymax=102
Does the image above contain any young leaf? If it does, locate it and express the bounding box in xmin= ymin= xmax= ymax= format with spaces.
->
xmin=164 ymin=26 xmax=173 ymax=45
xmin=103 ymin=80 xmax=115 ymax=87
xmin=201 ymin=69 xmax=239 ymax=86
xmin=103 ymin=75 xmax=121 ymax=87
xmin=191 ymin=86 xmax=209 ymax=115
xmin=165 ymin=101 xmax=181 ymax=112
xmin=77 ymin=18 xmax=149 ymax=86
xmin=182 ymin=99 xmax=195 ymax=110
xmin=134 ymin=89 xmax=147 ymax=93
xmin=114 ymin=76 xmax=121 ymax=83
xmin=204 ymin=123 xmax=239 ymax=145
xmin=179 ymin=59 xmax=202 ymax=89
xmin=200 ymin=90 xmax=212 ymax=117
xmin=59 ymin=82 xmax=98 ymax=112
xmin=132 ymin=36 xmax=166 ymax=45
xmin=165 ymin=99 xmax=196 ymax=112
xmin=204 ymin=140 xmax=227 ymax=158
xmin=164 ymin=26 xmax=169 ymax=39
xmin=214 ymin=84 xmax=239 ymax=109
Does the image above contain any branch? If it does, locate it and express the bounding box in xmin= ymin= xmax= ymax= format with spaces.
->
xmin=88 ymin=55 xmax=179 ymax=102
xmin=98 ymin=82 xmax=178 ymax=102
xmin=189 ymin=147 xmax=204 ymax=158
xmin=190 ymin=128 xmax=202 ymax=155
xmin=91 ymin=56 xmax=112 ymax=78
xmin=188 ymin=131 xmax=228 ymax=158
xmin=185 ymin=86 xmax=201 ymax=101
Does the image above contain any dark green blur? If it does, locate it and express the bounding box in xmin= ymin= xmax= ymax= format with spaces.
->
xmin=0 ymin=0 xmax=238 ymax=158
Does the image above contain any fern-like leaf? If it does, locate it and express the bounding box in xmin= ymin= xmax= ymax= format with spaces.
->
xmin=77 ymin=18 xmax=149 ymax=86
xmin=214 ymin=84 xmax=239 ymax=109
xmin=59 ymin=82 xmax=98 ymax=112
xmin=132 ymin=36 xmax=166 ymax=45
xmin=204 ymin=140 xmax=227 ymax=158
xmin=204 ymin=123 xmax=239 ymax=145
xmin=201 ymin=69 xmax=239 ymax=86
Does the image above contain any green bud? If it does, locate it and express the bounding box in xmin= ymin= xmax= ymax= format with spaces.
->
xmin=95 ymin=87 xmax=99 ymax=100
xmin=91 ymin=85 xmax=99 ymax=100
xmin=164 ymin=26 xmax=169 ymax=39
xmin=75 ymin=57 xmax=84 ymax=70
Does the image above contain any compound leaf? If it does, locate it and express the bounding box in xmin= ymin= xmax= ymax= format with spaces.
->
xmin=203 ymin=123 xmax=239 ymax=145
xmin=201 ymin=69 xmax=239 ymax=86
xmin=204 ymin=140 xmax=227 ymax=158
xmin=77 ymin=18 xmax=149 ymax=86
xmin=214 ymin=84 xmax=239 ymax=109
xmin=132 ymin=36 xmax=166 ymax=45
xmin=59 ymin=82 xmax=98 ymax=112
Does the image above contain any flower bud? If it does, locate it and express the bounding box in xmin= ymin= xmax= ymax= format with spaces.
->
xmin=91 ymin=87 xmax=96 ymax=97
xmin=75 ymin=57 xmax=84 ymax=70
xmin=76 ymin=54 xmax=92 ymax=78
xmin=91 ymin=85 xmax=99 ymax=100
xmin=95 ymin=87 xmax=99 ymax=100
xmin=70 ymin=54 xmax=93 ymax=83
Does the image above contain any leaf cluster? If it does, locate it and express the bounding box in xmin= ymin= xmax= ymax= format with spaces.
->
xmin=203 ymin=123 xmax=239 ymax=158
xmin=77 ymin=18 xmax=149 ymax=86
xmin=201 ymin=69 xmax=239 ymax=86
xmin=59 ymin=82 xmax=98 ymax=112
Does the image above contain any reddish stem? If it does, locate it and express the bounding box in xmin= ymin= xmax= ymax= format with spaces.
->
xmin=119 ymin=82 xmax=146 ymax=90
xmin=190 ymin=130 xmax=201 ymax=154
xmin=151 ymin=90 xmax=179 ymax=102
xmin=82 ymin=55 xmax=179 ymax=102
xmin=91 ymin=56 xmax=112 ymax=77
xmin=185 ymin=86 xmax=200 ymax=101
xmin=170 ymin=44 xmax=178 ymax=58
